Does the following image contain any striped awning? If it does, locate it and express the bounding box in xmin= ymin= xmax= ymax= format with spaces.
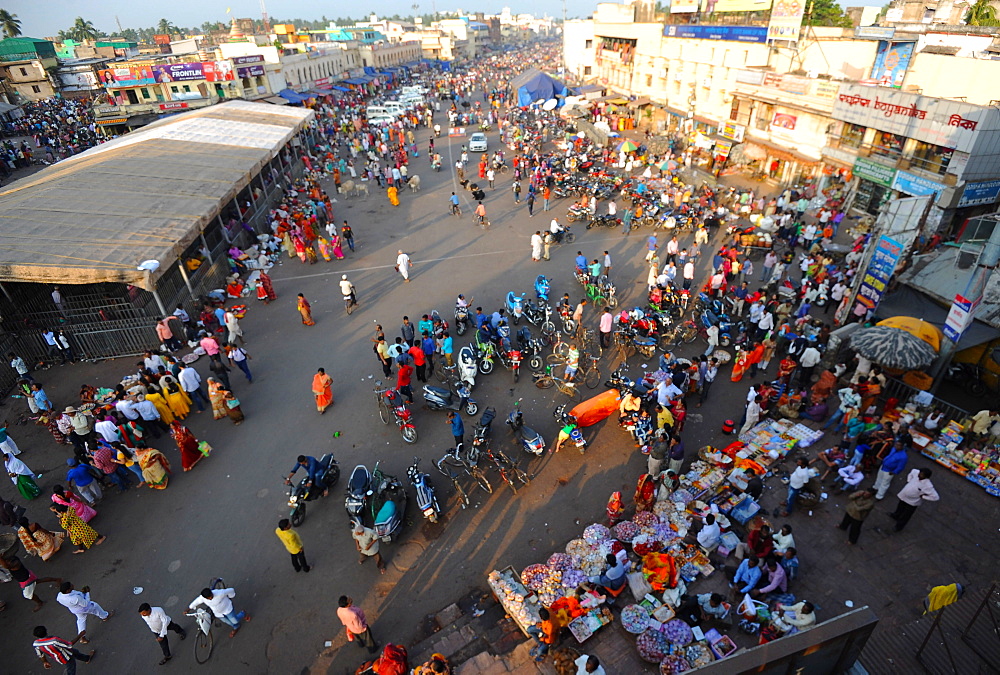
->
xmin=95 ymin=118 xmax=127 ymax=125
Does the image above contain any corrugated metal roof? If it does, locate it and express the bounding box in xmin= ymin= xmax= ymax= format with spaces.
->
xmin=897 ymin=244 xmax=1000 ymax=329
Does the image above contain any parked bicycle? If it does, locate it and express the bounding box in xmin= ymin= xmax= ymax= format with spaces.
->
xmin=482 ymin=445 xmax=530 ymax=494
xmin=436 ymin=443 xmax=493 ymax=495
xmin=533 ymin=365 xmax=582 ymax=401
xmin=184 ymin=577 xmax=227 ymax=664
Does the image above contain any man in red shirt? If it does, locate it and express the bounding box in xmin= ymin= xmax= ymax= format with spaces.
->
xmin=396 ymin=362 xmax=414 ymax=404
xmin=407 ymin=343 xmax=427 ymax=383
xmin=32 ymin=625 xmax=95 ymax=673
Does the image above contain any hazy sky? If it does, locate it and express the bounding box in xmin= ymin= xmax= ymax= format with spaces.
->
xmin=5 ymin=0 xmax=883 ymax=38
xmin=4 ymin=0 xmax=569 ymax=36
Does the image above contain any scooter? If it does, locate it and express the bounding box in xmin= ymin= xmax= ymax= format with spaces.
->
xmin=376 ymin=384 xmax=418 ymax=444
xmin=506 ymin=291 xmax=526 ymax=325
xmin=535 ymin=275 xmax=551 ymax=302
xmin=457 ymin=344 xmax=478 ymax=388
xmin=423 ymin=380 xmax=479 ymax=416
xmin=506 ymin=399 xmax=545 ymax=455
xmin=432 ymin=157 xmax=442 ymax=171
xmin=286 ymin=453 xmax=340 ymax=527
xmin=471 ymin=406 xmax=496 ymax=451
xmin=345 ymin=463 xmax=370 ymax=523
xmin=553 ymin=405 xmax=587 ymax=454
xmin=367 ymin=462 xmax=407 ymax=542
xmin=407 ymin=457 xmax=440 ymax=524
xmin=455 ymin=304 xmax=470 ymax=335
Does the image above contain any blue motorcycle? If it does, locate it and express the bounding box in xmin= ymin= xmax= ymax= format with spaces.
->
xmin=506 ymin=291 xmax=527 ymax=325
xmin=535 ymin=275 xmax=552 ymax=302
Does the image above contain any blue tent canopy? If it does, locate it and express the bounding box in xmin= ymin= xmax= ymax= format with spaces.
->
xmin=510 ymin=68 xmax=567 ymax=108
xmin=331 ymin=85 xmax=350 ymax=92
xmin=278 ymin=88 xmax=310 ymax=104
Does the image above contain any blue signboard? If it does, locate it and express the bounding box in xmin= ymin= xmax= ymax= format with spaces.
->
xmin=958 ymin=180 xmax=1000 ymax=207
xmin=869 ymin=41 xmax=914 ymax=88
xmin=891 ymin=170 xmax=944 ymax=197
xmin=663 ymin=25 xmax=768 ymax=43
xmin=856 ymin=235 xmax=903 ymax=312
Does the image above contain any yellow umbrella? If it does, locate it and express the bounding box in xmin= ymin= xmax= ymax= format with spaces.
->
xmin=876 ymin=316 xmax=943 ymax=351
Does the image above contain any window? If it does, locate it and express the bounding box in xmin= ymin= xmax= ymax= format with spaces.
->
xmin=31 ymin=85 xmax=41 ymax=93
xmin=755 ymin=102 xmax=774 ymax=131
xmin=870 ymin=130 xmax=903 ymax=159
xmin=838 ymin=122 xmax=865 ymax=149
xmin=584 ymin=66 xmax=592 ymax=75
xmin=730 ymin=98 xmax=740 ymax=121
xmin=910 ymin=140 xmax=953 ymax=175
xmin=140 ymin=88 xmax=150 ymax=99
xmin=646 ymin=74 xmax=652 ymax=87
xmin=585 ymin=39 xmax=593 ymax=48
xmin=19 ymin=67 xmax=27 ymax=76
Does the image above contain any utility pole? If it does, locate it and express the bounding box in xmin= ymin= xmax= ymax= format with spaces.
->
xmin=115 ymin=15 xmax=124 ymax=35
xmin=562 ymin=0 xmax=568 ymax=77
xmin=260 ymin=0 xmax=271 ymax=35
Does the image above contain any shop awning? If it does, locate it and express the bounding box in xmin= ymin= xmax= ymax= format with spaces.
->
xmin=747 ymin=139 xmax=821 ymax=165
xmin=574 ymin=84 xmax=604 ymax=94
xmin=608 ymin=97 xmax=629 ymax=105
xmin=95 ymin=117 xmax=127 ymax=125
xmin=278 ymin=88 xmax=310 ymax=104
xmin=331 ymin=85 xmax=350 ymax=92
xmin=627 ymin=96 xmax=652 ymax=108
xmin=262 ymin=96 xmax=289 ymax=105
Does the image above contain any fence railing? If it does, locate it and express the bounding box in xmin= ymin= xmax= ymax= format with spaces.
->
xmin=14 ymin=317 xmax=161 ymax=365
xmin=881 ymin=376 xmax=970 ymax=429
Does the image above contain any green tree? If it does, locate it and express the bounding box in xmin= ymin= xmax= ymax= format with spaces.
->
xmin=804 ymin=0 xmax=852 ymax=27
xmin=156 ymin=18 xmax=177 ymax=35
xmin=69 ymin=16 xmax=100 ymax=42
xmin=0 ymin=8 xmax=22 ymax=38
xmin=965 ymin=0 xmax=1000 ymax=25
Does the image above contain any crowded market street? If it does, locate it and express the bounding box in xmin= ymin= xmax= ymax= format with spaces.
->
xmin=1 ymin=48 xmax=999 ymax=675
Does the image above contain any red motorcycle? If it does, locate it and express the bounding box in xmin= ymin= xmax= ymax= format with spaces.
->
xmin=376 ymin=384 xmax=418 ymax=444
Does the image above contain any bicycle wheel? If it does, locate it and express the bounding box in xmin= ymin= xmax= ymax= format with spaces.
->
xmin=559 ymin=382 xmax=582 ymax=401
xmin=194 ymin=629 xmax=214 ymax=664
xmin=377 ymin=397 xmax=389 ymax=424
xmin=585 ymin=366 xmax=601 ymax=389
xmin=535 ymin=375 xmax=554 ymax=389
xmin=452 ymin=479 xmax=470 ymax=509
xmin=470 ymin=467 xmax=493 ymax=494
xmin=553 ymin=340 xmax=570 ymax=358
xmin=500 ymin=467 xmax=518 ymax=494
xmin=682 ymin=324 xmax=698 ymax=344
xmin=546 ymin=353 xmax=566 ymax=365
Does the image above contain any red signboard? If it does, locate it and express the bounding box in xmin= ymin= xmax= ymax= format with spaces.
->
xmin=153 ymin=34 xmax=171 ymax=45
xmin=159 ymin=102 xmax=189 ymax=110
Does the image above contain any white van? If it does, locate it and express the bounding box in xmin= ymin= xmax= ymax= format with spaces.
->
xmin=366 ymin=105 xmax=389 ymax=118
xmin=401 ymin=93 xmax=424 ymax=106
xmin=402 ymin=85 xmax=428 ymax=95
xmin=384 ymin=101 xmax=405 ymax=115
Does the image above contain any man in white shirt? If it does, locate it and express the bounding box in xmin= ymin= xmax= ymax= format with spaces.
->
xmin=782 ymin=457 xmax=816 ymax=516
xmin=890 ymin=468 xmax=939 ymax=531
xmin=682 ymin=261 xmax=695 ymax=290
xmin=697 ymin=513 xmax=722 ymax=550
xmin=740 ymin=394 xmax=763 ymax=436
xmin=574 ymin=654 xmax=606 ymax=675
xmin=178 ymin=363 xmax=209 ymax=413
xmin=94 ymin=416 xmax=120 ymax=443
xmin=115 ymin=398 xmax=139 ymax=421
xmin=143 ymin=351 xmax=165 ymax=373
xmin=138 ymin=603 xmax=186 ymax=665
xmin=188 ymin=586 xmax=250 ymax=637
xmin=56 ymin=581 xmax=112 ymax=639
xmin=798 ymin=345 xmax=822 ymax=387
xmin=133 ymin=395 xmax=167 ymax=438
xmin=666 ymin=236 xmax=679 ymax=262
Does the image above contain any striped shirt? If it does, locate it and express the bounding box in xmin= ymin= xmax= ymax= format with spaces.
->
xmin=33 ymin=635 xmax=73 ymax=664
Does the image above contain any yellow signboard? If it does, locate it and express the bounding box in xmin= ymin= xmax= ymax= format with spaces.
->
xmin=702 ymin=0 xmax=774 ymax=12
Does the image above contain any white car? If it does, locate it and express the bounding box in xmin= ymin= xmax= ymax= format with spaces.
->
xmin=469 ymin=133 xmax=488 ymax=152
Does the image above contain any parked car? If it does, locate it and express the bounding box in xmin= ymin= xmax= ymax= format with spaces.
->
xmin=469 ymin=132 xmax=488 ymax=152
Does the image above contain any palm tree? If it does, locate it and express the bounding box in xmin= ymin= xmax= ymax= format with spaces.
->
xmin=69 ymin=16 xmax=99 ymax=42
xmin=965 ymin=0 xmax=1000 ymax=25
xmin=156 ymin=18 xmax=176 ymax=35
xmin=0 ymin=9 xmax=21 ymax=38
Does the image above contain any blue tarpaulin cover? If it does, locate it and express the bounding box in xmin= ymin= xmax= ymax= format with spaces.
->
xmin=510 ymin=68 xmax=568 ymax=107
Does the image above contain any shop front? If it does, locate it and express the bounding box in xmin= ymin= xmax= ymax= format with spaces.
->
xmin=851 ymin=156 xmax=896 ymax=216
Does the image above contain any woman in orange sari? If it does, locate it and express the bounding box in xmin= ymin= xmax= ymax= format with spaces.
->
xmin=297 ymin=294 xmax=315 ymax=326
xmin=312 ymin=368 xmax=333 ymax=414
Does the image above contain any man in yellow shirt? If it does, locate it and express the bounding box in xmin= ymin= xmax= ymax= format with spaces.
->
xmin=275 ymin=519 xmax=310 ymax=573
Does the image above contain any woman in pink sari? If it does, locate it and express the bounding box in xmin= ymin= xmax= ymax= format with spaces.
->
xmin=51 ymin=485 xmax=96 ymax=523
xmin=330 ymin=234 xmax=345 ymax=259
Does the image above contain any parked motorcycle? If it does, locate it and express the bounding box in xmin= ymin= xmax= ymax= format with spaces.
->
xmin=345 ymin=463 xmax=370 ymax=523
xmin=506 ymin=399 xmax=545 ymax=455
xmin=407 ymin=457 xmax=440 ymax=524
xmin=553 ymin=405 xmax=587 ymax=454
xmin=535 ymin=275 xmax=551 ymax=302
xmin=457 ymin=344 xmax=479 ymax=387
xmin=376 ymin=383 xmax=418 ymax=444
xmin=506 ymin=291 xmax=527 ymax=325
xmin=523 ymin=299 xmax=555 ymax=337
xmin=496 ymin=344 xmax=523 ymax=382
xmin=516 ymin=327 xmax=545 ymax=372
xmin=366 ymin=462 xmax=407 ymax=542
xmin=423 ymin=381 xmax=479 ymax=416
xmin=471 ymin=406 xmax=496 ymax=451
xmin=286 ymin=453 xmax=340 ymax=527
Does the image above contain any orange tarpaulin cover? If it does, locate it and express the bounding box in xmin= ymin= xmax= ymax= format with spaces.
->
xmin=570 ymin=389 xmax=622 ymax=428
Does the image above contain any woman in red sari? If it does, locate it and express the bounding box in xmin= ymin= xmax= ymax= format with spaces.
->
xmin=170 ymin=421 xmax=206 ymax=472
xmin=312 ymin=368 xmax=333 ymax=414
xmin=634 ymin=474 xmax=657 ymax=513
xmin=257 ymin=271 xmax=277 ymax=303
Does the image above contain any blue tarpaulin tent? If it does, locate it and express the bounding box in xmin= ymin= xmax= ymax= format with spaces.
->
xmin=278 ymin=88 xmax=310 ymax=104
xmin=510 ymin=68 xmax=568 ymax=107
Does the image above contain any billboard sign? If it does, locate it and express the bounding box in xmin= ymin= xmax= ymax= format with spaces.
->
xmin=891 ymin=170 xmax=945 ymax=197
xmin=957 ymin=180 xmax=1000 ymax=207
xmin=153 ymin=61 xmax=235 ymax=83
xmin=703 ymin=0 xmax=774 ymax=11
xmin=663 ymin=24 xmax=768 ymax=43
xmin=856 ymin=235 xmax=903 ymax=312
xmin=767 ymin=0 xmax=805 ymax=42
xmin=870 ymin=41 xmax=914 ymax=88
xmin=99 ymin=65 xmax=155 ymax=87
xmin=944 ymin=293 xmax=981 ymax=342
xmin=853 ymin=157 xmax=895 ymax=188
xmin=237 ymin=65 xmax=266 ymax=77
xmin=671 ymin=0 xmax=701 ymax=11
xmin=232 ymin=54 xmax=265 ymax=65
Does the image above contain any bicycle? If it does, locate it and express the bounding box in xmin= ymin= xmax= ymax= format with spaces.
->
xmin=547 ymin=331 xmax=572 ymax=360
xmin=450 ymin=202 xmax=462 ymax=217
xmin=533 ymin=366 xmax=582 ymax=401
xmin=547 ymin=350 xmax=601 ymax=389
xmin=476 ymin=213 xmax=491 ymax=230
xmin=437 ymin=462 xmax=470 ymax=508
xmin=185 ymin=577 xmax=227 ymax=664
xmin=483 ymin=445 xmax=529 ymax=494
xmin=436 ymin=444 xmax=492 ymax=494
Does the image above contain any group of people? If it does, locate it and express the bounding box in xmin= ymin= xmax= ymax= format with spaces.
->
xmin=1 ymin=98 xmax=105 ymax=183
